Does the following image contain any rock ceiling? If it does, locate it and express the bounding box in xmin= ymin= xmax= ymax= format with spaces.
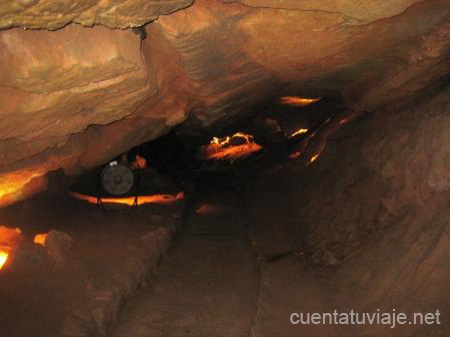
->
xmin=0 ymin=0 xmax=449 ymax=206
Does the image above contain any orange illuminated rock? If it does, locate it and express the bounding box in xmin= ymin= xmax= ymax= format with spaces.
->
xmin=290 ymin=129 xmax=309 ymax=138
xmin=227 ymin=0 xmax=425 ymax=25
xmin=0 ymin=0 xmax=449 ymax=208
xmin=280 ymin=97 xmax=321 ymax=107
xmin=34 ymin=234 xmax=48 ymax=247
xmin=200 ymin=133 xmax=263 ymax=162
xmin=0 ymin=227 xmax=23 ymax=248
xmin=0 ymin=169 xmax=47 ymax=208
xmin=132 ymin=155 xmax=147 ymax=170
xmin=0 ymin=0 xmax=194 ymax=30
xmin=69 ymin=191 xmax=184 ymax=206
xmin=0 ymin=226 xmax=23 ymax=271
xmin=0 ymin=250 xmax=8 ymax=270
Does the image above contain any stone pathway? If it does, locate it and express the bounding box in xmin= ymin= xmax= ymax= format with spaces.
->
xmin=111 ymin=189 xmax=260 ymax=337
xmin=111 ymin=188 xmax=342 ymax=337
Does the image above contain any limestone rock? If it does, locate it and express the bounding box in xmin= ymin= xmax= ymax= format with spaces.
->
xmin=0 ymin=0 xmax=449 ymax=207
xmin=45 ymin=229 xmax=74 ymax=267
xmin=0 ymin=0 xmax=194 ymax=30
xmin=9 ymin=241 xmax=52 ymax=271
xmin=224 ymin=0 xmax=425 ymax=25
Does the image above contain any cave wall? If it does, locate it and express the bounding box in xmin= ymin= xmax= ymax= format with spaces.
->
xmin=291 ymin=86 xmax=450 ymax=265
xmin=0 ymin=0 xmax=449 ymax=207
xmin=340 ymin=87 xmax=450 ymax=336
xmin=248 ymin=85 xmax=450 ymax=335
xmin=0 ymin=0 xmax=194 ymax=30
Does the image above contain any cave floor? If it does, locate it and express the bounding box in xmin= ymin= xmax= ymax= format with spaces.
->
xmin=0 ymin=190 xmax=181 ymax=337
xmin=110 ymin=187 xmax=346 ymax=337
xmin=110 ymin=189 xmax=260 ymax=336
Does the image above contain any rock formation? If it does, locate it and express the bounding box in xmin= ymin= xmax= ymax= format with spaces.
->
xmin=0 ymin=0 xmax=449 ymax=206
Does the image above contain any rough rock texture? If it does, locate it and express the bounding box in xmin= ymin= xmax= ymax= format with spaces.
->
xmin=225 ymin=0 xmax=425 ymax=24
xmin=0 ymin=189 xmax=182 ymax=337
xmin=45 ymin=230 xmax=73 ymax=268
xmin=1 ymin=25 xmax=150 ymax=167
xmin=248 ymin=86 xmax=450 ymax=336
xmin=62 ymin=226 xmax=175 ymax=337
xmin=0 ymin=0 xmax=194 ymax=29
xmin=0 ymin=0 xmax=449 ymax=206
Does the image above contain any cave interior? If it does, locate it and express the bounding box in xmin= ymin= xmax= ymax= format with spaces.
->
xmin=0 ymin=1 xmax=449 ymax=336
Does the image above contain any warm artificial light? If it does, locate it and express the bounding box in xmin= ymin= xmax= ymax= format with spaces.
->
xmin=0 ymin=170 xmax=45 ymax=208
xmin=132 ymin=155 xmax=147 ymax=169
xmin=310 ymin=154 xmax=320 ymax=163
xmin=280 ymin=96 xmax=321 ymax=106
xmin=290 ymin=128 xmax=309 ymax=137
xmin=0 ymin=250 xmax=9 ymax=270
xmin=203 ymin=132 xmax=262 ymax=162
xmin=70 ymin=191 xmax=184 ymax=206
xmin=34 ymin=234 xmax=48 ymax=246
